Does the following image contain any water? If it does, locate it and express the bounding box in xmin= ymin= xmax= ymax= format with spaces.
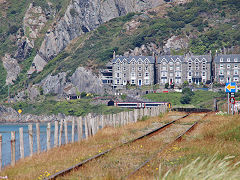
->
xmin=0 ymin=123 xmax=86 ymax=168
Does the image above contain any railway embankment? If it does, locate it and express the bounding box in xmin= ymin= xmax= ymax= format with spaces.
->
xmin=1 ymin=111 xmax=240 ymax=179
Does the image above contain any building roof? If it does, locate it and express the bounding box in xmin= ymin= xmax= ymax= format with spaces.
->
xmin=158 ymin=55 xmax=184 ymax=63
xmin=214 ymin=54 xmax=240 ymax=63
xmin=112 ymin=56 xmax=155 ymax=64
xmin=185 ymin=55 xmax=212 ymax=63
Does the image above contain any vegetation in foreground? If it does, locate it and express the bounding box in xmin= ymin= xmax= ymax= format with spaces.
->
xmin=1 ymin=112 xmax=240 ymax=179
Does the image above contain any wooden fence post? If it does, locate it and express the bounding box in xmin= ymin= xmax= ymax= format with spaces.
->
xmin=54 ymin=121 xmax=59 ymax=147
xmin=19 ymin=127 xmax=24 ymax=159
xmin=77 ymin=117 xmax=82 ymax=142
xmin=11 ymin=131 xmax=15 ymax=166
xmin=28 ymin=124 xmax=33 ymax=156
xmin=64 ymin=120 xmax=68 ymax=144
xmin=84 ymin=117 xmax=89 ymax=139
xmin=0 ymin=134 xmax=2 ymax=171
xmin=72 ymin=119 xmax=75 ymax=143
xmin=59 ymin=120 xmax=63 ymax=146
xmin=36 ymin=123 xmax=40 ymax=154
xmin=47 ymin=123 xmax=51 ymax=151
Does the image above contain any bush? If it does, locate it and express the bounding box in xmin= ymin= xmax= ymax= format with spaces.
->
xmin=80 ymin=92 xmax=87 ymax=98
xmin=165 ymin=83 xmax=169 ymax=89
xmin=180 ymin=94 xmax=191 ymax=104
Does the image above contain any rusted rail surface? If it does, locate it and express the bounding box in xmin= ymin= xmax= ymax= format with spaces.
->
xmin=46 ymin=113 xmax=191 ymax=180
xmin=126 ymin=112 xmax=210 ymax=179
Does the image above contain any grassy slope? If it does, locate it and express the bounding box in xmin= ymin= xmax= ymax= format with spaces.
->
xmin=144 ymin=90 xmax=225 ymax=108
xmin=1 ymin=112 xmax=240 ymax=179
xmin=11 ymin=98 xmax=124 ymax=116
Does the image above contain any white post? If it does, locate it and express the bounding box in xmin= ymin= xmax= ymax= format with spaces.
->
xmin=28 ymin=124 xmax=33 ymax=156
xmin=54 ymin=121 xmax=59 ymax=147
xmin=72 ymin=119 xmax=75 ymax=143
xmin=47 ymin=123 xmax=51 ymax=151
xmin=19 ymin=127 xmax=24 ymax=159
xmin=36 ymin=123 xmax=40 ymax=153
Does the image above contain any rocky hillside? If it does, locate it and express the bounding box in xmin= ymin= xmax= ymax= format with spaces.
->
xmin=0 ymin=0 xmax=239 ymax=101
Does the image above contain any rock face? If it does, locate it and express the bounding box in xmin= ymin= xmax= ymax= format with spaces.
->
xmin=0 ymin=104 xmax=78 ymax=123
xmin=30 ymin=0 xmax=165 ymax=72
xmin=40 ymin=66 xmax=104 ymax=95
xmin=2 ymin=54 xmax=21 ymax=85
xmin=163 ymin=35 xmax=189 ymax=54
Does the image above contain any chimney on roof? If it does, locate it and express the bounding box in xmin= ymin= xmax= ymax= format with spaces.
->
xmin=113 ymin=51 xmax=116 ymax=59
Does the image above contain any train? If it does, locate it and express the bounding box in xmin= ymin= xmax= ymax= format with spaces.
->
xmin=108 ymin=100 xmax=170 ymax=108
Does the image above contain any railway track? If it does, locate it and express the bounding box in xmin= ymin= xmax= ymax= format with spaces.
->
xmin=126 ymin=112 xmax=210 ymax=179
xmin=46 ymin=112 xmax=208 ymax=180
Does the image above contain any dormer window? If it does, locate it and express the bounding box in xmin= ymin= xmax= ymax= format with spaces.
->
xmin=220 ymin=58 xmax=223 ymax=62
xmin=145 ymin=61 xmax=148 ymax=65
xmin=234 ymin=58 xmax=238 ymax=62
xmin=227 ymin=58 xmax=230 ymax=62
xmin=138 ymin=61 xmax=142 ymax=65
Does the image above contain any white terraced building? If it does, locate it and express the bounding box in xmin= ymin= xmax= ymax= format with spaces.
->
xmin=111 ymin=56 xmax=155 ymax=88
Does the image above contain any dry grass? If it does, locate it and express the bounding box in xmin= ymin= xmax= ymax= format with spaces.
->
xmin=2 ymin=111 xmax=237 ymax=180
xmin=0 ymin=112 xmax=187 ymax=180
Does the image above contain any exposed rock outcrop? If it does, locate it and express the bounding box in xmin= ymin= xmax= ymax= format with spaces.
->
xmin=30 ymin=0 xmax=165 ymax=72
xmin=163 ymin=35 xmax=189 ymax=54
xmin=40 ymin=66 xmax=104 ymax=96
xmin=0 ymin=104 xmax=77 ymax=123
xmin=2 ymin=54 xmax=21 ymax=85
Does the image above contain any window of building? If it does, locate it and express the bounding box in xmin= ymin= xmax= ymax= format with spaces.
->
xmin=123 ymin=66 xmax=126 ymax=71
xmin=145 ymin=72 xmax=149 ymax=77
xmin=234 ymin=58 xmax=238 ymax=62
xmin=132 ymin=67 xmax=135 ymax=71
xmin=188 ymin=66 xmax=191 ymax=70
xmin=138 ymin=61 xmax=142 ymax=65
xmin=196 ymin=72 xmax=199 ymax=76
xmin=138 ymin=73 xmax=142 ymax=77
xmin=227 ymin=71 xmax=230 ymax=75
xmin=235 ymin=64 xmax=238 ymax=69
xmin=131 ymin=80 xmax=135 ymax=84
xmin=123 ymin=73 xmax=126 ymax=78
xmin=162 ymin=72 xmax=166 ymax=77
xmin=132 ymin=61 xmax=135 ymax=65
xmin=116 ymin=73 xmax=120 ymax=78
xmin=196 ymin=66 xmax=199 ymax=70
xmin=220 ymin=77 xmax=224 ymax=82
xmin=220 ymin=70 xmax=223 ymax=75
xmin=117 ymin=66 xmax=120 ymax=71
xmin=234 ymin=77 xmax=239 ymax=82
xmin=145 ymin=79 xmax=149 ymax=84
xmin=234 ymin=70 xmax=238 ymax=75
xmin=170 ymin=66 xmax=173 ymax=70
xmin=131 ymin=72 xmax=135 ymax=77
xmin=117 ymin=79 xmax=120 ymax=84
xmin=138 ymin=66 xmax=142 ymax=71
xmin=189 ymin=72 xmax=192 ymax=76
xmin=227 ymin=64 xmax=231 ymax=69
xmin=202 ymin=72 xmax=206 ymax=76
xmin=220 ymin=58 xmax=223 ymax=62
xmin=227 ymin=58 xmax=230 ymax=62
xmin=162 ymin=66 xmax=167 ymax=70
xmin=170 ymin=73 xmax=173 ymax=77
xmin=202 ymin=66 xmax=206 ymax=70
xmin=117 ymin=62 xmax=120 ymax=65
xmin=203 ymin=79 xmax=206 ymax=83
xmin=176 ymin=66 xmax=180 ymax=71
xmin=145 ymin=66 xmax=148 ymax=71
xmin=189 ymin=79 xmax=192 ymax=83
xmin=145 ymin=61 xmax=148 ymax=65
xmin=220 ymin=64 xmax=224 ymax=69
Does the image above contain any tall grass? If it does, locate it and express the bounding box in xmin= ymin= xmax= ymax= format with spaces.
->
xmin=158 ymin=154 xmax=240 ymax=180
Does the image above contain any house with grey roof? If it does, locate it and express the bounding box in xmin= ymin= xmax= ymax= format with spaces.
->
xmin=214 ymin=54 xmax=240 ymax=84
xmin=183 ymin=55 xmax=212 ymax=84
xmin=157 ymin=55 xmax=184 ymax=85
xmin=112 ymin=56 xmax=155 ymax=88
